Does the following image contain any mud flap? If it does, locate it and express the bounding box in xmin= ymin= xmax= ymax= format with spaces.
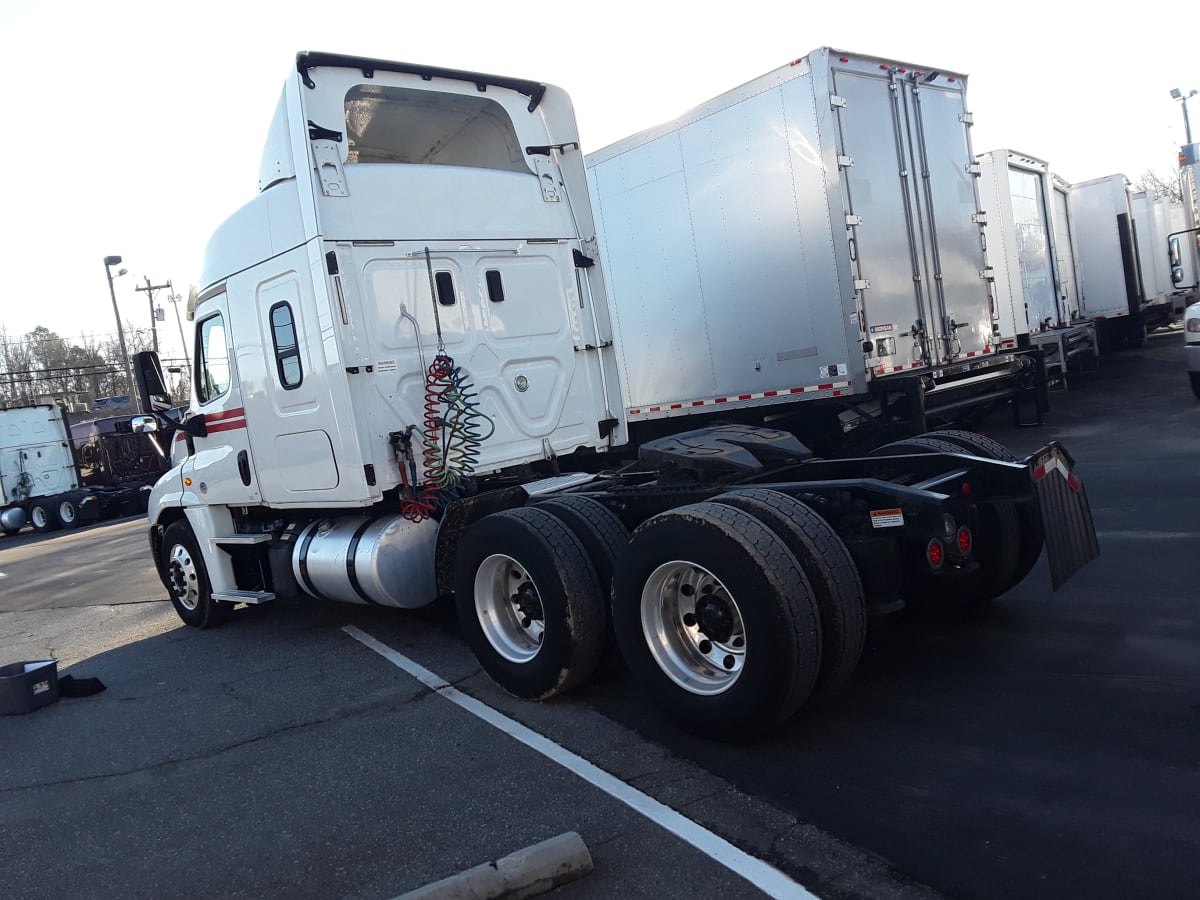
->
xmin=1027 ymin=443 xmax=1099 ymax=589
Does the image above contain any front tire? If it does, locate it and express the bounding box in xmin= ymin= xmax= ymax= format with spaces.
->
xmin=161 ymin=520 xmax=229 ymax=628
xmin=454 ymin=507 xmax=606 ymax=701
xmin=611 ymin=502 xmax=821 ymax=740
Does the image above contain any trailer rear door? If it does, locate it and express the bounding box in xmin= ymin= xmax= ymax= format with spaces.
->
xmin=833 ymin=67 xmax=991 ymax=367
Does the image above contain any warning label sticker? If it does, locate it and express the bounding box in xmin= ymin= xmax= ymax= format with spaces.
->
xmin=870 ymin=323 xmax=894 ymax=334
xmin=375 ymin=359 xmax=398 ymax=374
xmin=870 ymin=508 xmax=904 ymax=528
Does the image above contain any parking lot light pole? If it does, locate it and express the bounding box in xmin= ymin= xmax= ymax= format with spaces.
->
xmin=1171 ymin=87 xmax=1197 ymax=144
xmin=103 ymin=255 xmax=141 ymax=412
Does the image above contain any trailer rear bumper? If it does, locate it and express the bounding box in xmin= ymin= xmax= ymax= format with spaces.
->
xmin=1026 ymin=442 xmax=1098 ymax=589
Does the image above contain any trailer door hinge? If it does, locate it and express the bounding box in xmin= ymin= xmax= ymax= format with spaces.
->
xmin=972 ymin=212 xmax=988 ymax=224
xmin=980 ymin=267 xmax=995 ymax=280
xmin=845 ymin=214 xmax=863 ymax=227
xmin=959 ymin=112 xmax=974 ymax=125
xmin=830 ymin=94 xmax=847 ymax=109
xmin=837 ymin=155 xmax=854 ymax=168
xmin=966 ymin=162 xmax=982 ymax=175
xmin=573 ymin=248 xmax=595 ymax=268
xmin=854 ymin=279 xmax=871 ymax=291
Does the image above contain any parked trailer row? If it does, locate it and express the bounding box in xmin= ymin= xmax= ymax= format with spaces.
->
xmin=0 ymin=405 xmax=170 ymax=535
xmin=137 ymin=51 xmax=1097 ymax=739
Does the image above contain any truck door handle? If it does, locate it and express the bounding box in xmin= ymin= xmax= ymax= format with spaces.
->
xmin=237 ymin=450 xmax=252 ymax=486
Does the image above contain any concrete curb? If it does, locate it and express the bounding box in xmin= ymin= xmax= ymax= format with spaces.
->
xmin=394 ymin=831 xmax=594 ymax=900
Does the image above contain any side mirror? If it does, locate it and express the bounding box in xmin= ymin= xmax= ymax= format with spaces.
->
xmin=130 ymin=415 xmax=158 ymax=433
xmin=132 ymin=350 xmax=173 ymax=413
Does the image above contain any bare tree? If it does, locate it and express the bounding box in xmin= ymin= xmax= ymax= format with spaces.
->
xmin=1134 ymin=170 xmax=1183 ymax=202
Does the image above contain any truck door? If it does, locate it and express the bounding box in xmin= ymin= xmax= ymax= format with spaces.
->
xmin=833 ymin=67 xmax=991 ymax=366
xmin=182 ymin=293 xmax=262 ymax=507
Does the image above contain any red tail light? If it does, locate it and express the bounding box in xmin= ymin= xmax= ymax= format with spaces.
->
xmin=927 ymin=539 xmax=945 ymax=569
xmin=957 ymin=526 xmax=972 ymax=554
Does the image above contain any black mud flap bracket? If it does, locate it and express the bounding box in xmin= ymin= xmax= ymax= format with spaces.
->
xmin=1026 ymin=442 xmax=1099 ymax=589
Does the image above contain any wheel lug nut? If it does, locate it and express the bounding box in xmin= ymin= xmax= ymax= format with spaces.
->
xmin=723 ymin=655 xmax=735 ymax=669
xmin=698 ymin=639 xmax=712 ymax=654
xmin=682 ymin=612 xmax=697 ymax=627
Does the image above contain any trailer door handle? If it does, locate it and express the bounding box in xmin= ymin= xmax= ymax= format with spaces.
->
xmin=237 ymin=450 xmax=252 ymax=486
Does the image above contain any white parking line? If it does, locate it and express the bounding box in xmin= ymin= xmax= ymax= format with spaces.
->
xmin=343 ymin=625 xmax=816 ymax=900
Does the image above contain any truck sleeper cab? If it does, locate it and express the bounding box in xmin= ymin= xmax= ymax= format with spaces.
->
xmin=145 ymin=53 xmax=1098 ymax=740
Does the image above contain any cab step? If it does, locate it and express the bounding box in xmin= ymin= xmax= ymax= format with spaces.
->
xmin=212 ymin=534 xmax=273 ymax=546
xmin=212 ymin=590 xmax=275 ymax=605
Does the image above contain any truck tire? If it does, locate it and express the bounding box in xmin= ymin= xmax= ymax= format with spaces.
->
xmin=710 ymin=489 xmax=865 ymax=695
xmin=611 ymin=502 xmax=821 ymax=740
xmin=1190 ymin=372 xmax=1200 ymax=400
xmin=161 ymin=520 xmax=230 ymax=628
xmin=29 ymin=498 xmax=63 ymax=533
xmin=925 ymin=429 xmax=1045 ymax=593
xmin=455 ymin=507 xmax=606 ymax=701
xmin=57 ymin=492 xmax=84 ymax=529
xmin=870 ymin=436 xmax=1020 ymax=619
xmin=536 ymin=496 xmax=629 ymax=599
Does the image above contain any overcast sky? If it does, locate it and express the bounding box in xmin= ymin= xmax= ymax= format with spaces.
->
xmin=0 ymin=0 xmax=1193 ymax=364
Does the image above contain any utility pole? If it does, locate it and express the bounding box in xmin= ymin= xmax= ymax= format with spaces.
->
xmin=135 ymin=276 xmax=171 ymax=354
xmin=167 ymin=281 xmax=191 ymax=369
xmin=103 ymin=255 xmax=139 ymax=412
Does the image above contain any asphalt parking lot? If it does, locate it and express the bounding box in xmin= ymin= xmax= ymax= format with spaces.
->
xmin=1 ymin=329 xmax=1197 ymax=899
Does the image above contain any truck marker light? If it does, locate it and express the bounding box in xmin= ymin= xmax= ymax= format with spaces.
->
xmin=839 ymin=56 xmax=850 ymax=63
xmin=962 ymin=482 xmax=971 ymax=495
xmin=184 ymin=478 xmax=192 ymax=487
xmin=948 ymin=76 xmax=957 ymax=82
xmin=957 ymin=526 xmax=972 ymax=554
xmin=926 ymin=539 xmax=945 ymax=569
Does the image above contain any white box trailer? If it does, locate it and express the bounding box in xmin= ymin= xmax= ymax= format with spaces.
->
xmin=586 ymin=48 xmax=1045 ymax=440
xmin=1067 ymin=174 xmax=1170 ymax=345
xmin=1129 ymin=191 xmax=1182 ymax=318
xmin=977 ymin=150 xmax=1062 ymax=341
xmin=977 ymin=150 xmax=1096 ymax=382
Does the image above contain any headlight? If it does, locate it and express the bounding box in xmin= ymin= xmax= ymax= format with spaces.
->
xmin=1188 ymin=319 xmax=1200 ymax=333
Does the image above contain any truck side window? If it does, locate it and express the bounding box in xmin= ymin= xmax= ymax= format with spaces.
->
xmin=196 ymin=313 xmax=231 ymax=404
xmin=269 ymin=302 xmax=303 ymax=389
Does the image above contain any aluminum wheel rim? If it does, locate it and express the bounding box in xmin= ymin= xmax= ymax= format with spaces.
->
xmin=30 ymin=506 xmax=47 ymax=529
xmin=58 ymin=500 xmax=76 ymax=525
xmin=641 ymin=561 xmax=746 ymax=695
xmin=474 ymin=554 xmax=545 ymax=663
xmin=168 ymin=543 xmax=200 ymax=611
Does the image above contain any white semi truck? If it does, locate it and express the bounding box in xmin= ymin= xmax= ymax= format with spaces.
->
xmin=138 ymin=52 xmax=1098 ymax=739
xmin=584 ymin=49 xmax=1050 ymax=447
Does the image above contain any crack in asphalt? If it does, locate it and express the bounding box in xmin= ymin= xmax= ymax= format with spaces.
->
xmin=0 ymin=691 xmax=431 ymax=797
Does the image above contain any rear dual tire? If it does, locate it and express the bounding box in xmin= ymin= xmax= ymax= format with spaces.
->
xmin=611 ymin=502 xmax=822 ymax=741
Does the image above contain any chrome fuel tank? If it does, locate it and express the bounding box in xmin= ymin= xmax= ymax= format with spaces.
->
xmin=292 ymin=515 xmax=439 ymax=609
